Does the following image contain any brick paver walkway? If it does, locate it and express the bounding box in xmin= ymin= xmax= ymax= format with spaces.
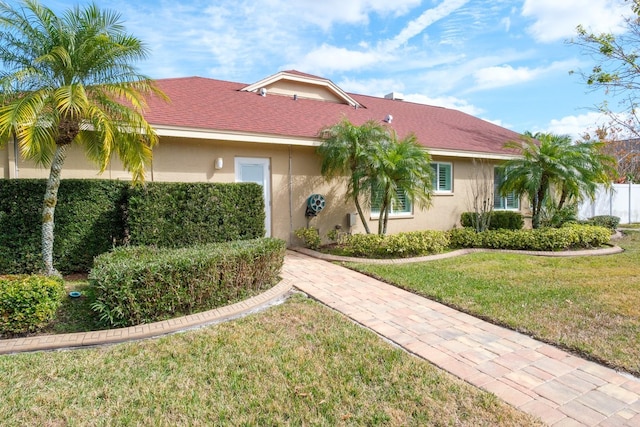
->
xmin=282 ymin=250 xmax=640 ymax=427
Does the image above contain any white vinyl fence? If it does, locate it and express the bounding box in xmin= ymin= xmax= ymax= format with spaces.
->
xmin=578 ymin=183 xmax=640 ymax=224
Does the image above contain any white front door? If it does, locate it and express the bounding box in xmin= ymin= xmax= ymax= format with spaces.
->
xmin=235 ymin=157 xmax=271 ymax=237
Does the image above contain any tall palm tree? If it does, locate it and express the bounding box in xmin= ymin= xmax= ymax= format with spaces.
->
xmin=0 ymin=0 xmax=167 ymax=276
xmin=499 ymin=132 xmax=615 ymax=228
xmin=317 ymin=118 xmax=388 ymax=234
xmin=370 ymin=132 xmax=434 ymax=235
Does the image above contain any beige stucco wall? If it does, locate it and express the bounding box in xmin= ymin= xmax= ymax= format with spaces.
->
xmin=264 ymin=80 xmax=343 ymax=103
xmin=2 ymin=138 xmax=522 ymax=244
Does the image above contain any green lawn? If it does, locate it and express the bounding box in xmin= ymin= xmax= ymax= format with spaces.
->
xmin=0 ymin=295 xmax=541 ymax=426
xmin=346 ymin=232 xmax=640 ymax=376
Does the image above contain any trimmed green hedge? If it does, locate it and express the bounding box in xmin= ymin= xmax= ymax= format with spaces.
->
xmin=449 ymin=224 xmax=611 ymax=251
xmin=338 ymin=230 xmax=450 ymax=258
xmin=0 ymin=180 xmax=266 ymax=274
xmin=460 ymin=211 xmax=524 ymax=230
xmin=126 ymin=182 xmax=265 ymax=247
xmin=586 ymin=215 xmax=620 ymax=231
xmin=0 ymin=275 xmax=64 ymax=335
xmin=89 ymin=238 xmax=286 ymax=328
xmin=0 ymin=180 xmax=127 ymax=274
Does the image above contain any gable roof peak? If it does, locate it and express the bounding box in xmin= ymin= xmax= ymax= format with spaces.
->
xmin=241 ymin=70 xmax=362 ymax=108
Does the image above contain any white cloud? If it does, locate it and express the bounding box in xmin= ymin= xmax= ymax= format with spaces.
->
xmin=383 ymin=0 xmax=470 ymax=50
xmin=543 ymin=111 xmax=609 ymax=140
xmin=290 ymin=0 xmax=470 ymax=77
xmin=292 ymin=0 xmax=421 ymax=29
xmin=338 ymin=77 xmax=404 ymax=97
xmin=287 ymin=45 xmax=386 ymax=74
xmin=404 ymin=93 xmax=484 ymax=116
xmin=472 ymin=60 xmax=578 ymax=90
xmin=501 ymin=16 xmax=511 ymax=32
xmin=522 ymin=0 xmax=630 ymax=43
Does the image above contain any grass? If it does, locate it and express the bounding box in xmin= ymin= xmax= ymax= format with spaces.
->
xmin=42 ymin=280 xmax=107 ymax=335
xmin=619 ymin=223 xmax=640 ymax=229
xmin=346 ymin=232 xmax=640 ymax=376
xmin=0 ymin=295 xmax=541 ymax=426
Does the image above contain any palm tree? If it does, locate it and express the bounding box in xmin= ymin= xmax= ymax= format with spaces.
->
xmin=499 ymin=132 xmax=615 ymax=228
xmin=0 ymin=0 xmax=167 ymax=276
xmin=369 ymin=132 xmax=434 ymax=235
xmin=317 ymin=118 xmax=388 ymax=234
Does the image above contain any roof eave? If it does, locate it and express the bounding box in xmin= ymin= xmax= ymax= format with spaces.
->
xmin=153 ymin=124 xmax=318 ymax=147
xmin=153 ymin=124 xmax=519 ymax=159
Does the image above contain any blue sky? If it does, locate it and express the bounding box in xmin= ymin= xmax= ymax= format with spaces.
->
xmin=44 ymin=0 xmax=634 ymax=139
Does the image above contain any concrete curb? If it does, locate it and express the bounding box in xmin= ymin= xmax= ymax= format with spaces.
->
xmin=0 ymin=279 xmax=293 ymax=355
xmin=292 ymin=244 xmax=624 ymax=264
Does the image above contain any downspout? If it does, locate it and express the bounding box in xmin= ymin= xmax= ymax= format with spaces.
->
xmin=288 ymin=145 xmax=293 ymax=246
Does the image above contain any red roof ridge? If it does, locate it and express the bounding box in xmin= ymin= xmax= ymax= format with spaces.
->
xmin=280 ymin=69 xmax=328 ymax=80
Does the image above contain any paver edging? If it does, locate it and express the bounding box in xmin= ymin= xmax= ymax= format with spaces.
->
xmin=292 ymin=244 xmax=624 ymax=264
xmin=0 ymin=279 xmax=293 ymax=355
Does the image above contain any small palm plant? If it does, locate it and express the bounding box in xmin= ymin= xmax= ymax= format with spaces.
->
xmin=0 ymin=0 xmax=167 ymax=275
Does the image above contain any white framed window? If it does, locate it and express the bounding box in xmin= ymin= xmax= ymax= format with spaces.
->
xmin=494 ymin=167 xmax=519 ymax=210
xmin=371 ymin=188 xmax=412 ymax=217
xmin=431 ymin=162 xmax=452 ymax=192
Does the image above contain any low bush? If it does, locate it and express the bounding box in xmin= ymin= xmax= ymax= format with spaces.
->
xmin=449 ymin=224 xmax=610 ymax=251
xmin=588 ymin=215 xmax=620 ymax=231
xmin=460 ymin=211 xmax=524 ymax=231
xmin=294 ymin=227 xmax=321 ymax=250
xmin=0 ymin=275 xmax=65 ymax=335
xmin=339 ymin=230 xmax=450 ymax=258
xmin=89 ymin=238 xmax=286 ymax=328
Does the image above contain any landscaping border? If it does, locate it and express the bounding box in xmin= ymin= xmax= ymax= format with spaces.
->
xmin=0 ymin=279 xmax=293 ymax=355
xmin=292 ymin=244 xmax=624 ymax=264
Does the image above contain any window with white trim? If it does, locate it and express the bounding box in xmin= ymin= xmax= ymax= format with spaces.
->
xmin=494 ymin=168 xmax=519 ymax=210
xmin=431 ymin=162 xmax=452 ymax=192
xmin=371 ymin=188 xmax=412 ymax=216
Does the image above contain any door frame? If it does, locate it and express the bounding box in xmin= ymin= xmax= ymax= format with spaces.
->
xmin=235 ymin=157 xmax=271 ymax=237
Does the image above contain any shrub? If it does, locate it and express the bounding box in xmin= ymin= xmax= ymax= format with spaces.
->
xmin=540 ymin=204 xmax=578 ymax=228
xmin=0 ymin=179 xmax=127 ymax=274
xmin=460 ymin=211 xmax=523 ymax=231
xmin=0 ymin=275 xmax=64 ymax=335
xmin=294 ymin=227 xmax=321 ymax=250
xmin=589 ymin=215 xmax=620 ymax=231
xmin=0 ymin=180 xmax=265 ymax=274
xmin=89 ymin=238 xmax=286 ymax=328
xmin=127 ymin=182 xmax=265 ymax=247
xmin=340 ymin=230 xmax=450 ymax=258
xmin=449 ymin=224 xmax=610 ymax=251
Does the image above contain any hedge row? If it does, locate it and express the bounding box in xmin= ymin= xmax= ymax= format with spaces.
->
xmin=0 ymin=179 xmax=265 ymax=274
xmin=0 ymin=275 xmax=64 ymax=335
xmin=449 ymin=224 xmax=611 ymax=251
xmin=0 ymin=180 xmax=127 ymax=274
xmin=127 ymin=182 xmax=265 ymax=248
xmin=89 ymin=238 xmax=286 ymax=328
xmin=460 ymin=211 xmax=524 ymax=230
xmin=337 ymin=230 xmax=450 ymax=258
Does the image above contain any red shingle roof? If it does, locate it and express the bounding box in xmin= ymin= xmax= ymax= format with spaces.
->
xmin=144 ymin=74 xmax=521 ymax=156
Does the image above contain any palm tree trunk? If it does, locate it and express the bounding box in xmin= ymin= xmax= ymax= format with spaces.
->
xmin=377 ymin=201 xmax=385 ymax=235
xmin=354 ymin=198 xmax=371 ymax=234
xmin=382 ymin=208 xmax=389 ymax=235
xmin=42 ymin=144 xmax=68 ymax=277
xmin=558 ymin=186 xmax=568 ymax=210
